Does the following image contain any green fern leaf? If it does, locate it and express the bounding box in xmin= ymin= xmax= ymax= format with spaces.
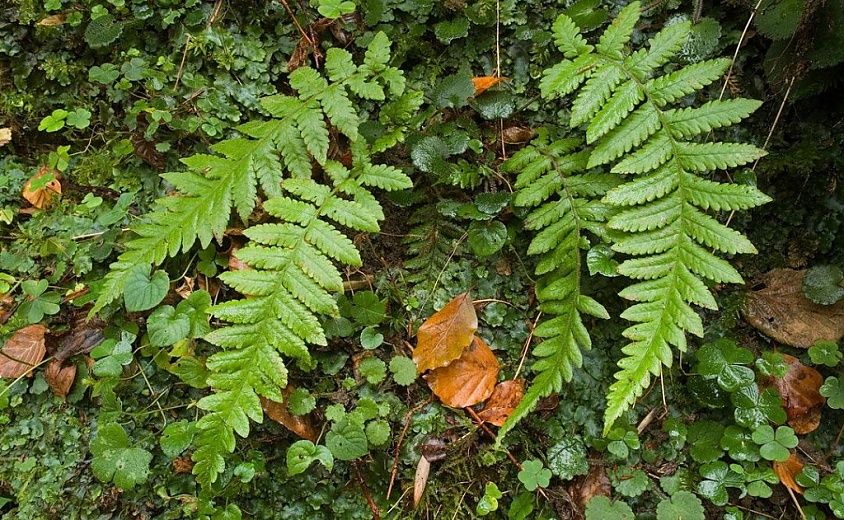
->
xmin=496 ymin=129 xmax=617 ymax=443
xmin=539 ymin=8 xmax=771 ymax=435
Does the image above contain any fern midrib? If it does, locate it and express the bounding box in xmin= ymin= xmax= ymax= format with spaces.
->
xmin=597 ymin=50 xmax=699 ymax=416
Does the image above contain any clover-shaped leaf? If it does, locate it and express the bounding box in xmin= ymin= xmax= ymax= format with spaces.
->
xmin=751 ymin=425 xmax=797 ymax=462
xmin=821 ymin=376 xmax=844 ymax=409
xmin=732 ymin=384 xmax=787 ymax=428
xmin=695 ymin=339 xmax=755 ymax=391
xmin=720 ymin=425 xmax=760 ymax=462
xmin=697 ymin=461 xmax=743 ymax=506
xmin=518 ymin=459 xmax=551 ymax=491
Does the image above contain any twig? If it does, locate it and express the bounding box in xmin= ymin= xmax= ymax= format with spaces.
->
xmin=386 ymin=398 xmax=432 ymax=499
xmin=174 ymin=34 xmax=193 ymax=91
xmin=278 ymin=0 xmax=314 ymax=46
xmin=719 ymin=0 xmax=764 ymax=101
xmin=514 ymin=312 xmax=541 ymax=380
xmin=785 ymin=484 xmax=807 ymax=520
xmin=352 ymin=461 xmax=381 ymax=520
xmin=636 ymin=407 xmax=659 ymax=435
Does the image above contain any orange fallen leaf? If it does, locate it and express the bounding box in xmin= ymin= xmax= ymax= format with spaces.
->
xmin=472 ymin=76 xmax=506 ymax=96
xmin=261 ymin=387 xmax=317 ymax=441
xmin=414 ymin=292 xmax=478 ymax=373
xmin=477 ymin=379 xmax=524 ymax=426
xmin=22 ymin=166 xmax=62 ymax=210
xmin=763 ymin=354 xmax=825 ymax=434
xmin=773 ymin=453 xmax=804 ymax=495
xmin=575 ymin=463 xmax=611 ymax=513
xmin=413 ymin=454 xmax=430 ymax=507
xmin=45 ymin=359 xmax=76 ymax=398
xmin=425 ymin=336 xmax=500 ymax=408
xmin=0 ymin=324 xmax=47 ymax=378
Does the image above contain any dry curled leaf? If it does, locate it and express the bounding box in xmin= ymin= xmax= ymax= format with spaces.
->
xmin=502 ymin=125 xmax=536 ymax=144
xmin=413 ymin=292 xmax=478 ymax=373
xmin=54 ymin=326 xmax=104 ymax=361
xmin=413 ymin=454 xmax=430 ymax=508
xmin=763 ymin=354 xmax=825 ymax=434
xmin=45 ymin=358 xmax=76 ymax=398
xmin=22 ymin=167 xmax=62 ymax=209
xmin=744 ymin=268 xmax=844 ymax=348
xmin=472 ymin=76 xmax=506 ymax=96
xmin=773 ymin=453 xmax=804 ymax=495
xmin=0 ymin=324 xmax=47 ymax=378
xmin=0 ymin=127 xmax=11 ymax=147
xmin=425 ymin=336 xmax=500 ymax=408
xmin=261 ymin=388 xmax=317 ymax=441
xmin=37 ymin=14 xmax=66 ymax=26
xmin=477 ymin=379 xmax=524 ymax=426
xmin=575 ymin=463 xmax=611 ymax=514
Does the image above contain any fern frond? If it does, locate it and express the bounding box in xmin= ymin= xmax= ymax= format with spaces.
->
xmin=541 ymin=3 xmax=771 ymax=434
xmin=91 ymin=33 xmax=402 ymax=316
xmin=192 ymin=138 xmax=412 ymax=486
xmin=497 ymin=129 xmax=616 ymax=442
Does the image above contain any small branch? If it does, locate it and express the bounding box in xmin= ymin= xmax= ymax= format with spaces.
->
xmin=352 ymin=461 xmax=381 ymax=520
xmin=386 ymin=398 xmax=432 ymax=499
xmin=514 ymin=312 xmax=541 ymax=380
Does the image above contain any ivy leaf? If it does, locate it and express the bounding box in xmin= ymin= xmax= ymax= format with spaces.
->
xmin=468 ymin=220 xmax=508 ymax=257
xmin=147 ymin=305 xmax=190 ymax=347
xmin=803 ymin=265 xmax=844 ymax=305
xmin=820 ymin=376 xmax=844 ymax=409
xmin=389 ymin=356 xmax=417 ymax=386
xmin=584 ymin=496 xmax=634 ymax=520
xmin=611 ymin=467 xmax=650 ymax=497
xmin=286 ymin=440 xmax=334 ymax=476
xmin=518 ymin=459 xmax=552 ymax=491
xmin=325 ymin=418 xmax=368 ymax=460
xmin=160 ymin=420 xmax=195 ymax=458
xmin=546 ymin=437 xmax=588 ymax=480
xmin=358 ymin=356 xmax=387 ymax=385
xmin=123 ymin=265 xmax=169 ymax=312
xmin=656 ymin=491 xmax=705 ymax=520
xmin=90 ymin=423 xmax=152 ymax=490
xmin=695 ymin=339 xmax=755 ymax=392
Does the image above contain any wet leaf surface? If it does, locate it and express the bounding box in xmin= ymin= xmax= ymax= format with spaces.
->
xmin=425 ymin=336 xmax=499 ymax=408
xmin=413 ymin=292 xmax=478 ymax=373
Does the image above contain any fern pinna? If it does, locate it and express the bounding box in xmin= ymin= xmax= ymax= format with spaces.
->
xmin=497 ymin=129 xmax=616 ymax=440
xmin=93 ymin=34 xmax=414 ymax=486
xmin=525 ymin=3 xmax=770 ymax=434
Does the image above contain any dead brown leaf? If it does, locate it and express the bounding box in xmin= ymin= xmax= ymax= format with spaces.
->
xmin=575 ymin=463 xmax=611 ymax=513
xmin=413 ymin=454 xmax=430 ymax=508
xmin=425 ymin=336 xmax=500 ymax=408
xmin=22 ymin=167 xmax=62 ymax=209
xmin=744 ymin=268 xmax=844 ymax=348
xmin=0 ymin=324 xmax=47 ymax=378
xmin=413 ymin=292 xmax=478 ymax=373
xmin=477 ymin=379 xmax=524 ymax=426
xmin=54 ymin=326 xmax=104 ymax=361
xmin=502 ymin=126 xmax=536 ymax=144
xmin=45 ymin=359 xmax=76 ymax=398
xmin=0 ymin=127 xmax=11 ymax=147
xmin=261 ymin=388 xmax=317 ymax=441
xmin=773 ymin=453 xmax=804 ymax=495
xmin=37 ymin=14 xmax=66 ymax=26
xmin=763 ymin=354 xmax=825 ymax=434
xmin=472 ymin=76 xmax=506 ymax=96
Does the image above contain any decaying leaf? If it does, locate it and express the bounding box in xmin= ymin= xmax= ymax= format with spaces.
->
xmin=0 ymin=324 xmax=47 ymax=378
xmin=419 ymin=437 xmax=448 ymax=463
xmin=763 ymin=354 xmax=825 ymax=434
xmin=744 ymin=268 xmax=844 ymax=348
xmin=37 ymin=14 xmax=66 ymax=26
xmin=472 ymin=76 xmax=506 ymax=96
xmin=773 ymin=453 xmax=804 ymax=495
xmin=261 ymin=389 xmax=317 ymax=442
xmin=414 ymin=292 xmax=478 ymax=373
xmin=54 ymin=325 xmax=104 ymax=361
xmin=22 ymin=166 xmax=62 ymax=209
xmin=131 ymin=134 xmax=166 ymax=170
xmin=45 ymin=358 xmax=76 ymax=398
xmin=425 ymin=336 xmax=499 ymax=408
xmin=0 ymin=127 xmax=11 ymax=147
xmin=575 ymin=463 xmax=611 ymax=513
xmin=413 ymin=454 xmax=431 ymax=507
xmin=502 ymin=126 xmax=536 ymax=144
xmin=477 ymin=379 xmax=524 ymax=426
